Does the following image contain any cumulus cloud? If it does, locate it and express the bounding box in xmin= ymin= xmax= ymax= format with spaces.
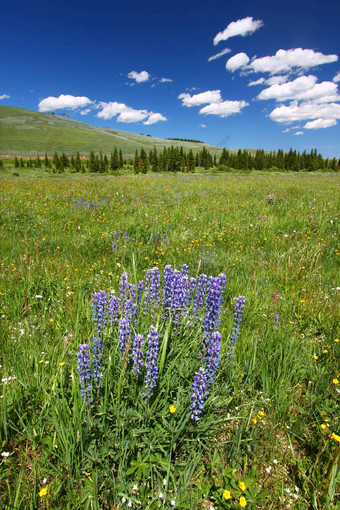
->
xmin=38 ymin=94 xmax=93 ymax=112
xmin=213 ymin=16 xmax=263 ymax=46
xmin=97 ymin=101 xmax=166 ymax=124
xmin=128 ymin=70 xmax=150 ymax=83
xmin=159 ymin=77 xmax=173 ymax=83
xmin=249 ymin=48 xmax=338 ymax=75
xmin=226 ymin=52 xmax=250 ymax=72
xmin=248 ymin=78 xmax=265 ymax=87
xmin=80 ymin=108 xmax=91 ymax=115
xmin=143 ymin=113 xmax=167 ymax=125
xmin=333 ymin=72 xmax=340 ymax=83
xmin=266 ymin=75 xmax=289 ymax=86
xmin=294 ymin=131 xmax=304 ymax=135
xmin=0 ymin=94 xmax=10 ymax=100
xmin=270 ymin=101 xmax=340 ymax=124
xmin=208 ymin=47 xmax=231 ymax=62
xmin=178 ymin=90 xmax=222 ymax=107
xmin=258 ymin=75 xmax=340 ymax=103
xmin=304 ymin=118 xmax=337 ymax=129
xmin=199 ymin=99 xmax=248 ymax=117
xmin=248 ymin=76 xmax=288 ymax=87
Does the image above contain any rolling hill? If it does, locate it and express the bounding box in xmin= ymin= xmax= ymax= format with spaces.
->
xmin=0 ymin=105 xmax=223 ymax=157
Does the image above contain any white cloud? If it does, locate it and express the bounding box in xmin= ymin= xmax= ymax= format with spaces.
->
xmin=143 ymin=113 xmax=167 ymax=125
xmin=248 ymin=78 xmax=265 ymax=87
xmin=333 ymin=72 xmax=340 ymax=83
xmin=178 ymin=90 xmax=222 ymax=107
xmin=208 ymin=47 xmax=231 ymax=62
xmin=282 ymin=128 xmax=290 ymax=132
xmin=199 ymin=99 xmax=248 ymax=117
xmin=270 ymin=101 xmax=340 ymax=124
xmin=294 ymin=131 xmax=304 ymax=135
xmin=0 ymin=94 xmax=10 ymax=100
xmin=200 ymin=123 xmax=207 ymax=128
xmin=159 ymin=77 xmax=173 ymax=83
xmin=38 ymin=94 xmax=93 ymax=112
xmin=97 ymin=101 xmax=166 ymax=124
xmin=98 ymin=102 xmax=148 ymax=122
xmin=266 ymin=75 xmax=289 ymax=86
xmin=226 ymin=52 xmax=250 ymax=72
xmin=213 ymin=17 xmax=263 ymax=46
xmin=117 ymin=110 xmax=149 ymax=123
xmin=80 ymin=108 xmax=91 ymax=115
xmin=249 ymin=48 xmax=338 ymax=75
xmin=258 ymin=75 xmax=340 ymax=103
xmin=304 ymin=118 xmax=337 ymax=129
xmin=128 ymin=70 xmax=150 ymax=83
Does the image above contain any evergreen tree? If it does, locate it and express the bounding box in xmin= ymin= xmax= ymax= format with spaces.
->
xmin=14 ymin=157 xmax=19 ymax=168
xmin=133 ymin=150 xmax=139 ymax=174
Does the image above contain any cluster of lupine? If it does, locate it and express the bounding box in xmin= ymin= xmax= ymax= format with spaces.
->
xmin=73 ymin=197 xmax=99 ymax=209
xmin=76 ymin=265 xmax=245 ymax=421
xmin=111 ymin=231 xmax=130 ymax=252
xmin=228 ymin=295 xmax=246 ymax=355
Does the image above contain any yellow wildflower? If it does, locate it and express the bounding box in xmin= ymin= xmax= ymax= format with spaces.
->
xmin=330 ymin=432 xmax=340 ymax=443
xmin=239 ymin=481 xmax=246 ymax=491
xmin=252 ymin=418 xmax=257 ymax=425
xmin=334 ymin=338 xmax=339 ymax=343
xmin=39 ymin=487 xmax=48 ymax=497
xmin=321 ymin=424 xmax=326 ymax=430
xmin=313 ymin=355 xmax=318 ymax=360
xmin=59 ymin=362 xmax=65 ymax=367
xmin=169 ymin=405 xmax=176 ymax=414
xmin=240 ymin=495 xmax=247 ymax=508
xmin=223 ymin=489 xmax=231 ymax=500
xmin=38 ymin=360 xmax=44 ymax=364
xmin=332 ymin=378 xmax=339 ymax=385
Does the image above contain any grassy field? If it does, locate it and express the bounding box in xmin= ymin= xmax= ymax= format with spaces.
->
xmin=0 ymin=171 xmax=339 ymax=509
xmin=0 ymin=106 xmax=222 ymax=157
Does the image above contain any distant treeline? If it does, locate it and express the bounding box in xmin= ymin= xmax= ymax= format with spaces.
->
xmin=8 ymin=146 xmax=340 ymax=173
xmin=166 ymin=138 xmax=204 ymax=144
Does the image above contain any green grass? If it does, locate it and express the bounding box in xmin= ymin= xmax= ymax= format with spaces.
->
xmin=0 ymin=171 xmax=339 ymax=509
xmin=0 ymin=105 xmax=222 ymax=157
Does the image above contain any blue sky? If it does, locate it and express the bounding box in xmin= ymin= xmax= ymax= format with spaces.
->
xmin=1 ymin=0 xmax=340 ymax=157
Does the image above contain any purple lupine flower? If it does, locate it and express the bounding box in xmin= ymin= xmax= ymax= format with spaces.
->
xmin=145 ymin=267 xmax=161 ymax=316
xmin=76 ymin=344 xmax=92 ymax=403
xmin=119 ymin=272 xmax=130 ymax=311
xmin=108 ymin=295 xmax=118 ymax=324
xmin=143 ymin=326 xmax=160 ymax=399
xmin=128 ymin=283 xmax=138 ymax=323
xmin=91 ymin=291 xmax=108 ymax=334
xmin=124 ymin=232 xmax=130 ymax=242
xmin=162 ymin=233 xmax=167 ymax=245
xmin=191 ymin=274 xmax=208 ymax=324
xmin=163 ymin=265 xmax=174 ymax=312
xmin=170 ymin=270 xmax=187 ymax=323
xmin=119 ymin=317 xmax=131 ymax=355
xmin=92 ymin=335 xmax=103 ymax=384
xmin=111 ymin=241 xmax=116 ymax=252
xmin=205 ymin=331 xmax=222 ymax=387
xmin=273 ymin=314 xmax=279 ymax=331
xmin=113 ymin=231 xmax=118 ymax=241
xmin=190 ymin=367 xmax=207 ymax=421
xmin=202 ymin=275 xmax=226 ymax=338
xmin=228 ymin=296 xmax=246 ymax=354
xmin=137 ymin=280 xmax=144 ymax=314
xmin=131 ymin=334 xmax=144 ymax=375
xmin=180 ymin=264 xmax=189 ymax=277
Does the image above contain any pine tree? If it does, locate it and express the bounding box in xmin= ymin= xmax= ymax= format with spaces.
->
xmin=133 ymin=150 xmax=139 ymax=174
xmin=14 ymin=157 xmax=19 ymax=168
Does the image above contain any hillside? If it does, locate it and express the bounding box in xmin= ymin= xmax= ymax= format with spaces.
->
xmin=0 ymin=105 xmax=223 ymax=157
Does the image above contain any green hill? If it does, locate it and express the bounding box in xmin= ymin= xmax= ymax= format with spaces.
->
xmin=0 ymin=105 xmax=223 ymax=157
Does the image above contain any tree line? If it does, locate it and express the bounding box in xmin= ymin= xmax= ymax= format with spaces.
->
xmin=10 ymin=146 xmax=340 ymax=173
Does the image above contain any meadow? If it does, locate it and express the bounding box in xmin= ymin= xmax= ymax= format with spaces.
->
xmin=0 ymin=171 xmax=339 ymax=509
